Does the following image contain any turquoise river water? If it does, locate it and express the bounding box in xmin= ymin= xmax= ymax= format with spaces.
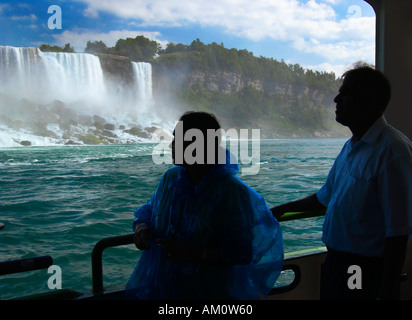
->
xmin=0 ymin=138 xmax=347 ymax=299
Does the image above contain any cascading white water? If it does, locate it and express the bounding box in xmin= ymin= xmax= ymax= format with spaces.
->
xmin=132 ymin=61 xmax=153 ymax=114
xmin=39 ymin=51 xmax=107 ymax=106
xmin=132 ymin=62 xmax=153 ymax=102
xmin=0 ymin=46 xmax=106 ymax=104
xmin=0 ymin=46 xmax=46 ymax=100
xmin=0 ymin=46 xmax=169 ymax=146
xmin=0 ymin=45 xmax=155 ymax=114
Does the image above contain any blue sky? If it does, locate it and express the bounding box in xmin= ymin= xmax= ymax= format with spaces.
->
xmin=0 ymin=0 xmax=375 ymax=76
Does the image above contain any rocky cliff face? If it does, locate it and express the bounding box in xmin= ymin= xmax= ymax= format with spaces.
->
xmin=96 ymin=53 xmax=134 ymax=86
xmin=150 ymin=61 xmax=348 ymax=138
xmin=189 ymin=70 xmax=244 ymax=93
xmin=153 ymin=66 xmax=327 ymax=107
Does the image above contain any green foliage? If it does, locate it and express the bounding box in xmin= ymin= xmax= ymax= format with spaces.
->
xmin=39 ymin=43 xmax=74 ymax=53
xmin=153 ymin=38 xmax=340 ymax=91
xmin=62 ymin=43 xmax=75 ymax=53
xmin=84 ymin=41 xmax=108 ymax=54
xmin=39 ymin=44 xmax=63 ymax=52
xmin=81 ymin=36 xmax=160 ymax=61
xmin=111 ymin=36 xmax=160 ymax=61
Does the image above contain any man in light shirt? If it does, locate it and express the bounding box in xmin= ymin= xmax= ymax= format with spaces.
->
xmin=271 ymin=65 xmax=412 ymax=299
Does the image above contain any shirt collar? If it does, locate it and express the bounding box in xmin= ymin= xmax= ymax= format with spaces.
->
xmin=360 ymin=115 xmax=388 ymax=145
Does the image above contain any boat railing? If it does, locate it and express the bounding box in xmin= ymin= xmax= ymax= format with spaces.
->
xmin=90 ymin=210 xmax=326 ymax=296
xmin=0 ymin=210 xmax=326 ymax=299
xmin=0 ymin=255 xmax=53 ymax=277
xmin=91 ymin=233 xmax=135 ymax=295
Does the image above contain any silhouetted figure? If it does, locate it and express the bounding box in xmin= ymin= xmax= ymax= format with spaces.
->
xmin=271 ymin=65 xmax=412 ymax=300
xmin=126 ymin=111 xmax=283 ymax=300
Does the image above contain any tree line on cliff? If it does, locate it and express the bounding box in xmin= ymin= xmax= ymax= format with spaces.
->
xmin=40 ymin=36 xmax=347 ymax=137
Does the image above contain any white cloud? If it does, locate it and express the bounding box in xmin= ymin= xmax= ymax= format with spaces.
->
xmin=293 ymin=37 xmax=375 ymax=62
xmin=50 ymin=29 xmax=167 ymax=52
xmin=83 ymin=6 xmax=99 ymax=18
xmin=10 ymin=14 xmax=37 ymax=21
xmin=74 ymin=0 xmax=375 ymax=69
xmin=320 ymin=0 xmax=342 ymax=4
xmin=304 ymin=62 xmax=348 ymax=77
xmin=75 ymin=0 xmax=346 ymax=42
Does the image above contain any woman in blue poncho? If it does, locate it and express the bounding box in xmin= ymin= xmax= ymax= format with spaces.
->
xmin=125 ymin=112 xmax=283 ymax=300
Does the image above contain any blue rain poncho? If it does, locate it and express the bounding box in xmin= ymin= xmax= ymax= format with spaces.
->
xmin=125 ymin=151 xmax=283 ymax=300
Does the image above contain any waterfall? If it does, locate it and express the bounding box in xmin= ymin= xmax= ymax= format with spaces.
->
xmin=132 ymin=62 xmax=153 ymax=114
xmin=40 ymin=51 xmax=106 ymax=106
xmin=0 ymin=46 xmax=155 ymax=112
xmin=0 ymin=46 xmax=170 ymax=147
xmin=0 ymin=46 xmax=46 ymax=100
xmin=0 ymin=46 xmax=107 ymax=107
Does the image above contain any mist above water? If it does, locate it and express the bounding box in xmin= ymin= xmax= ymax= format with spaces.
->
xmin=0 ymin=46 xmax=173 ymax=147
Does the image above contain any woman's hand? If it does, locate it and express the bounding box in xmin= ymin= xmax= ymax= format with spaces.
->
xmin=133 ymin=223 xmax=151 ymax=250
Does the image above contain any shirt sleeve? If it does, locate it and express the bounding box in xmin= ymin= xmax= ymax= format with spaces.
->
xmin=378 ymin=155 xmax=412 ymax=237
xmin=316 ymin=160 xmax=337 ymax=207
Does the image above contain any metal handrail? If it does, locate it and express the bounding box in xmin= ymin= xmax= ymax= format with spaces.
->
xmin=0 ymin=255 xmax=53 ymax=276
xmin=270 ymin=264 xmax=301 ymax=295
xmin=277 ymin=209 xmax=326 ymax=222
xmin=91 ymin=233 xmax=134 ymax=295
